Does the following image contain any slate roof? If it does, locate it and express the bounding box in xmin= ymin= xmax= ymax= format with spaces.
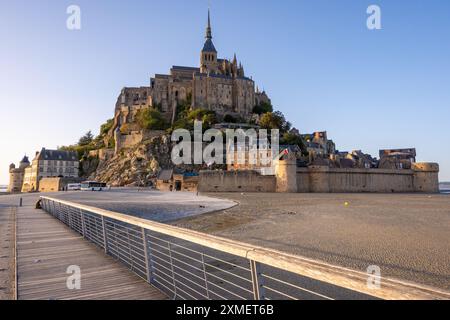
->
xmin=20 ymin=156 xmax=30 ymax=164
xmin=202 ymin=39 xmax=217 ymax=53
xmin=157 ymin=169 xmax=173 ymax=181
xmin=37 ymin=148 xmax=78 ymax=161
xmin=172 ymin=66 xmax=200 ymax=72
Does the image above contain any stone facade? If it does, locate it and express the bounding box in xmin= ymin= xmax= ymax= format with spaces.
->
xmin=21 ymin=148 xmax=79 ymax=192
xmin=38 ymin=177 xmax=82 ymax=193
xmin=378 ymin=148 xmax=417 ymax=170
xmin=113 ymin=10 xmax=270 ymax=131
xmin=295 ymin=164 xmax=440 ymax=193
xmin=156 ymin=169 xmax=199 ymax=192
xmin=301 ymin=131 xmax=336 ymax=159
xmin=198 ymin=170 xmax=276 ymax=193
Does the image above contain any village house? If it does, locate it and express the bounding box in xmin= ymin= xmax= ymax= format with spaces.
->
xmin=21 ymin=148 xmax=79 ymax=192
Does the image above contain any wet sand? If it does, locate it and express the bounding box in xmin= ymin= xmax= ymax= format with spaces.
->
xmin=172 ymin=192 xmax=450 ymax=291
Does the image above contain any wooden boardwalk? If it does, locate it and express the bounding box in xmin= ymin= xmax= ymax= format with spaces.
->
xmin=16 ymin=205 xmax=166 ymax=300
xmin=0 ymin=207 xmax=15 ymax=300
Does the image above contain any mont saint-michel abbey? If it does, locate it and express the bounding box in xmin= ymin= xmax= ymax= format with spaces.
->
xmin=115 ymin=10 xmax=270 ymax=124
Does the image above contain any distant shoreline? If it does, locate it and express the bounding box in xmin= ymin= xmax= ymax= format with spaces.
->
xmin=0 ymin=185 xmax=8 ymax=194
xmin=439 ymin=182 xmax=449 ymax=194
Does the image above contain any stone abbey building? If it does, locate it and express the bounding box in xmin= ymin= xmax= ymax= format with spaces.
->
xmin=114 ymin=10 xmax=270 ymax=127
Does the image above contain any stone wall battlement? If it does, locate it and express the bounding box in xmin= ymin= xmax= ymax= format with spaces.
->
xmin=198 ymin=162 xmax=440 ymax=194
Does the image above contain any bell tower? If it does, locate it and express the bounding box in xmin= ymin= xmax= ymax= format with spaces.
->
xmin=200 ymin=9 xmax=217 ymax=74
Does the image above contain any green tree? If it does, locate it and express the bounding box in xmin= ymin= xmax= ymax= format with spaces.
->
xmin=259 ymin=111 xmax=291 ymax=133
xmin=100 ymin=119 xmax=114 ymax=135
xmin=252 ymin=101 xmax=273 ymax=115
xmin=172 ymin=118 xmax=193 ymax=131
xmin=78 ymin=131 xmax=94 ymax=146
xmin=281 ymin=130 xmax=307 ymax=154
xmin=187 ymin=109 xmax=218 ymax=129
xmin=174 ymin=94 xmax=192 ymax=121
xmin=136 ymin=108 xmax=168 ymax=130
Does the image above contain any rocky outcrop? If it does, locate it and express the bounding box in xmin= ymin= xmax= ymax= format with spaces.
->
xmin=87 ymin=135 xmax=173 ymax=187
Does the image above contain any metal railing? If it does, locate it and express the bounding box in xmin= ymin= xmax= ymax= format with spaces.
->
xmin=40 ymin=196 xmax=450 ymax=300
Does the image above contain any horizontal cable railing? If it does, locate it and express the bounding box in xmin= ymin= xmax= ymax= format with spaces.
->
xmin=40 ymin=196 xmax=450 ymax=300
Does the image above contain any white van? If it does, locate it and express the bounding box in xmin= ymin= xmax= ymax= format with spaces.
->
xmin=81 ymin=181 xmax=107 ymax=191
xmin=67 ymin=183 xmax=81 ymax=191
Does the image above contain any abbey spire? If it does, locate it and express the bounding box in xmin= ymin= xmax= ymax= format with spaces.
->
xmin=201 ymin=9 xmax=217 ymax=53
xmin=206 ymin=8 xmax=212 ymax=40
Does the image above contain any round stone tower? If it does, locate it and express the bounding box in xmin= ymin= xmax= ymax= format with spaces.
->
xmin=7 ymin=156 xmax=29 ymax=193
xmin=275 ymin=152 xmax=298 ymax=193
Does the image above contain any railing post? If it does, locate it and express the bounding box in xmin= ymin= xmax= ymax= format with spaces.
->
xmin=58 ymin=203 xmax=62 ymax=221
xmin=101 ymin=216 xmax=108 ymax=254
xmin=126 ymin=228 xmax=134 ymax=271
xmin=201 ymin=253 xmax=210 ymax=300
xmin=80 ymin=209 xmax=86 ymax=238
xmin=60 ymin=204 xmax=65 ymax=224
xmin=141 ymin=228 xmax=154 ymax=284
xmin=167 ymin=242 xmax=178 ymax=299
xmin=250 ymin=260 xmax=265 ymax=300
xmin=68 ymin=206 xmax=73 ymax=228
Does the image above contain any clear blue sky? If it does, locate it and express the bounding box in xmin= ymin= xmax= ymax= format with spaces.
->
xmin=1 ymin=0 xmax=449 ymax=184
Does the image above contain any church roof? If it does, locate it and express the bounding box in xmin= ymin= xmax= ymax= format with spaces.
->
xmin=172 ymin=66 xmax=200 ymax=72
xmin=202 ymin=39 xmax=217 ymax=53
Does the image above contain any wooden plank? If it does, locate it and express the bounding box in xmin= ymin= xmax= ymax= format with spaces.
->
xmin=16 ymin=206 xmax=166 ymax=300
